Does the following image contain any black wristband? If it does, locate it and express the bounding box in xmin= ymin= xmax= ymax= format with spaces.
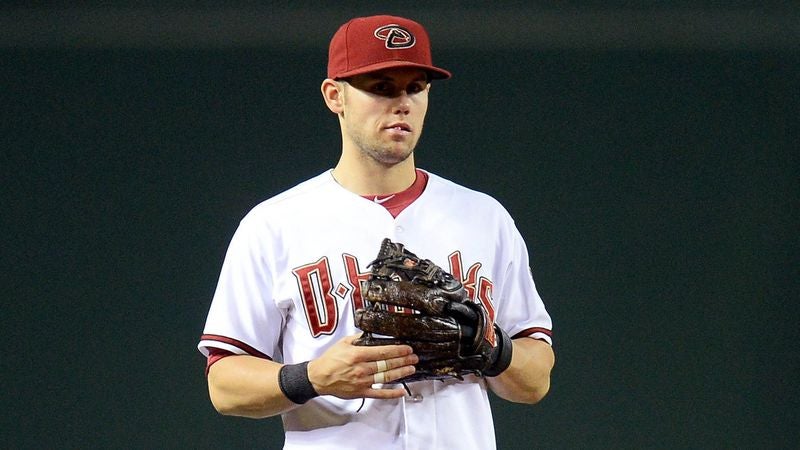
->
xmin=484 ymin=325 xmax=513 ymax=377
xmin=278 ymin=361 xmax=319 ymax=404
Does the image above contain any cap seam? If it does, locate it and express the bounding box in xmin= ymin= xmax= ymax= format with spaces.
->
xmin=344 ymin=21 xmax=353 ymax=73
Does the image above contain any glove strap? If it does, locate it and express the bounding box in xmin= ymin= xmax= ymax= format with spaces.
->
xmin=484 ymin=325 xmax=513 ymax=377
xmin=278 ymin=361 xmax=319 ymax=404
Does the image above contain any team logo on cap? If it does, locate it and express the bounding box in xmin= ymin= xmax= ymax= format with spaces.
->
xmin=374 ymin=24 xmax=416 ymax=49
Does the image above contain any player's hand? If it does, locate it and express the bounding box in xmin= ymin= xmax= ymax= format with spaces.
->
xmin=306 ymin=333 xmax=418 ymax=400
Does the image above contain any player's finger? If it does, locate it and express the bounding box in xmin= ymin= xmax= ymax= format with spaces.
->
xmin=381 ymin=365 xmax=416 ymax=384
xmin=373 ymin=353 xmax=418 ymax=374
xmin=342 ymin=334 xmax=412 ymax=357
xmin=363 ymin=386 xmax=408 ymax=399
xmin=341 ymin=333 xmax=362 ymax=345
xmin=358 ymin=359 xmax=415 ymax=385
xmin=356 ymin=342 xmax=415 ymax=361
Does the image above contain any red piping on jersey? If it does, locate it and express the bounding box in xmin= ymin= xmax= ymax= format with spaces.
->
xmin=513 ymin=327 xmax=553 ymax=339
xmin=199 ymin=334 xmax=272 ymax=359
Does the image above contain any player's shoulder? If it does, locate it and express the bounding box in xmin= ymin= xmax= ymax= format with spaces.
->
xmin=425 ymin=170 xmax=498 ymax=200
xmin=425 ymin=170 xmax=513 ymax=217
xmin=242 ymin=171 xmax=336 ymax=220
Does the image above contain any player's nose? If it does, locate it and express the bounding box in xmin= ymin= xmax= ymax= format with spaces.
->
xmin=393 ymin=92 xmax=411 ymax=115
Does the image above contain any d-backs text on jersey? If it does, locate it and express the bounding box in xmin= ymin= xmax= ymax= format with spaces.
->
xmin=292 ymin=251 xmax=496 ymax=337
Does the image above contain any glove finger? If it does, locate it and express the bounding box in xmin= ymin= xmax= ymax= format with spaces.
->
xmin=443 ymin=300 xmax=483 ymax=345
xmin=355 ymin=310 xmax=460 ymax=341
xmin=365 ymin=280 xmax=453 ymax=314
xmin=354 ymin=335 xmax=459 ymax=355
xmin=444 ymin=301 xmax=479 ymax=326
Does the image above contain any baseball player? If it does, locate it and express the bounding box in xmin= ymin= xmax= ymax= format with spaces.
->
xmin=198 ymin=15 xmax=554 ymax=450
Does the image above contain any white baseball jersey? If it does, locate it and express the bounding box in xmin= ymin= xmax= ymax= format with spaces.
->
xmin=198 ymin=169 xmax=553 ymax=450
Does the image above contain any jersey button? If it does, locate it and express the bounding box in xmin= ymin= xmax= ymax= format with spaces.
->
xmin=410 ymin=394 xmax=423 ymax=402
xmin=395 ymin=226 xmax=404 ymax=233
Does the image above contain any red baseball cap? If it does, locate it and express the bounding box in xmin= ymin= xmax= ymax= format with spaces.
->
xmin=327 ymin=15 xmax=451 ymax=80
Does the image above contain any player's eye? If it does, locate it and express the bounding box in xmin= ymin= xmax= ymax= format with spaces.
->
xmin=370 ymin=82 xmax=394 ymax=96
xmin=364 ymin=79 xmax=427 ymax=97
xmin=406 ymin=82 xmax=427 ymax=94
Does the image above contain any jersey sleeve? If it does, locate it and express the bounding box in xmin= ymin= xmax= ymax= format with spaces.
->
xmin=197 ymin=214 xmax=285 ymax=360
xmin=494 ymin=220 xmax=553 ymax=345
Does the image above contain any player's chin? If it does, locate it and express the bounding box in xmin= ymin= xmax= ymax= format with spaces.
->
xmin=371 ymin=147 xmax=415 ymax=166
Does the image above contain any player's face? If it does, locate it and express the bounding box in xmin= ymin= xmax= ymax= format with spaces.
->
xmin=340 ymin=68 xmax=430 ymax=166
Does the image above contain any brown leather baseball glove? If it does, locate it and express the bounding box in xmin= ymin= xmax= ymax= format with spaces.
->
xmin=354 ymin=238 xmax=513 ymax=383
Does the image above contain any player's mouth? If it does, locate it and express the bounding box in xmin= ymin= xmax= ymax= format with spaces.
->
xmin=384 ymin=123 xmax=412 ymax=135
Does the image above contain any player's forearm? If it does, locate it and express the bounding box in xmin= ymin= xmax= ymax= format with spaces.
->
xmin=207 ymin=355 xmax=298 ymax=419
xmin=487 ymin=337 xmax=555 ymax=404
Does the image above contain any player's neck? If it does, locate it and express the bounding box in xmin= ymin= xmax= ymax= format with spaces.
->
xmin=332 ymin=155 xmax=417 ymax=196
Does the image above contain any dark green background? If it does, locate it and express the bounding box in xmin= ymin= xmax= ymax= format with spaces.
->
xmin=2 ymin=4 xmax=798 ymax=449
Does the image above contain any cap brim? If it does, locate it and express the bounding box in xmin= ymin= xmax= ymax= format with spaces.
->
xmin=332 ymin=60 xmax=451 ymax=80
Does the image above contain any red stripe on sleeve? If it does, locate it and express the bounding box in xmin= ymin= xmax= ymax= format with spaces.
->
xmin=512 ymin=327 xmax=553 ymax=339
xmin=199 ymin=334 xmax=272 ymax=359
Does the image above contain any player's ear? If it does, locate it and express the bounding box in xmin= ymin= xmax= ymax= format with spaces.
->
xmin=321 ymin=79 xmax=344 ymax=114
